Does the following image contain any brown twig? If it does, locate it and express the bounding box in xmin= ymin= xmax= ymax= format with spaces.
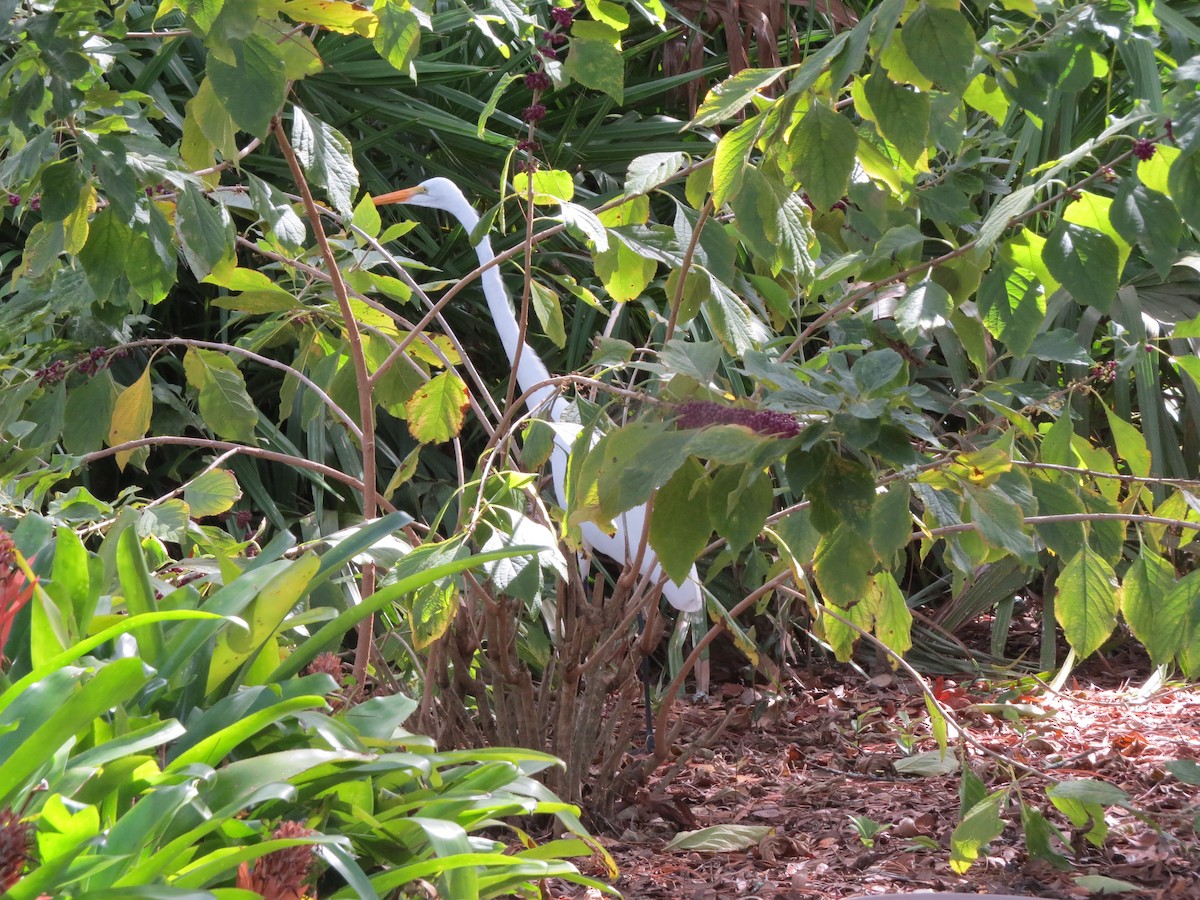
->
xmin=272 ymin=117 xmax=379 ymax=690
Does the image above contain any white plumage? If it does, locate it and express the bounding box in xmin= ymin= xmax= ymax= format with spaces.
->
xmin=376 ymin=177 xmax=703 ymax=612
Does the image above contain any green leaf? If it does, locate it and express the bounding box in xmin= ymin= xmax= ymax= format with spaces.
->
xmin=183 ymin=348 xmax=259 ymax=444
xmin=949 ymin=793 xmax=1005 ymax=874
xmin=863 ymin=73 xmax=930 ymax=165
xmin=530 ymin=281 xmax=567 ymax=348
xmin=901 ymin=5 xmax=976 ymax=95
xmin=1048 ymin=778 xmax=1128 ymax=846
xmin=582 ymin=423 xmax=692 ymax=523
xmin=893 ymin=749 xmax=958 ymax=776
xmin=126 ymin=203 xmax=178 ymax=304
xmin=512 ymin=168 xmax=575 ymax=204
xmin=1056 ymin=547 xmax=1120 ymax=660
xmin=870 ymin=482 xmax=912 ymax=560
xmin=977 ymin=262 xmax=1045 ymax=357
xmin=374 ymin=1 xmax=420 ymax=72
xmin=0 ymin=658 xmax=148 ymax=807
xmin=665 ymin=825 xmax=771 ymax=852
xmin=406 ymin=371 xmax=468 ymax=444
xmin=564 ymin=20 xmax=624 ymax=104
xmin=117 ymin=527 xmax=166 ymax=664
xmin=1027 ymin=329 xmax=1093 ymax=365
xmin=206 ymin=33 xmax=287 ymax=138
xmin=852 ymin=349 xmax=904 ymax=394
xmin=584 ymin=0 xmax=630 ymax=29
xmin=185 ymin=468 xmax=243 ymax=518
xmin=1171 ymin=570 xmax=1200 ymax=676
xmin=712 ymin=117 xmax=761 ymax=209
xmin=593 ymin=240 xmax=656 ymax=302
xmin=1042 ymin=221 xmax=1118 ymax=312
xmin=407 ymin=576 xmax=458 ymax=651
xmin=1036 ymin=415 xmax=1075 ymax=468
xmin=894 ymin=279 xmax=951 ymax=342
xmin=963 ymin=73 xmax=1009 ymax=120
xmin=38 ymin=160 xmax=86 ymax=223
xmin=813 ymin=525 xmax=874 ymax=610
xmin=649 ymin=458 xmax=712 ymax=585
xmin=872 ymin=570 xmax=912 ymax=662
xmin=625 ymin=152 xmax=690 ymax=195
xmin=1029 ymin=476 xmax=1085 ymax=558
xmin=207 ymin=553 xmax=321 ymax=694
xmin=967 ymin=485 xmax=1036 ymax=562
xmin=808 ymin=455 xmax=876 ymax=537
xmin=352 ymin=192 xmax=381 ymax=239
xmin=1121 ymin=548 xmax=1183 ymax=666
xmin=1167 ymin=148 xmax=1200 ymax=231
xmin=1166 ymin=758 xmax=1200 ymax=785
xmin=1021 ymin=804 xmax=1070 ymax=871
xmin=60 ymin=371 xmax=113 ymax=456
xmin=248 ymin=173 xmax=307 ymax=248
xmin=79 ymin=206 xmax=131 ymax=302
xmin=1073 ymin=875 xmax=1142 ymax=894
xmin=786 ymin=102 xmax=858 ymax=212
xmin=691 ymin=67 xmax=790 ymax=128
xmin=176 ymin=185 xmax=235 ymax=280
xmin=715 ymin=470 xmax=773 ymax=555
xmin=292 ymin=106 xmax=359 ymax=217
xmin=1110 ymin=181 xmax=1180 ymax=276
xmin=1103 ymin=408 xmax=1150 ymax=478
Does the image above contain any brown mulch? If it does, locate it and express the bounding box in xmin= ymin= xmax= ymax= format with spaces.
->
xmin=553 ymin=650 xmax=1200 ymax=900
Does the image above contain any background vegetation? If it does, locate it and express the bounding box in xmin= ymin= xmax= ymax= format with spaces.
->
xmin=2 ymin=0 xmax=1199 ymax=895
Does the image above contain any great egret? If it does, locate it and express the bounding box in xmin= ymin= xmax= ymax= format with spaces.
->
xmin=374 ymin=177 xmax=703 ymax=613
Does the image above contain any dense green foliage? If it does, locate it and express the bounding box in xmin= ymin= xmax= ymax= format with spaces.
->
xmin=3 ymin=0 xmax=1200 ymax=891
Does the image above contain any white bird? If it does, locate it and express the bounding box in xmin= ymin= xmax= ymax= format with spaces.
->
xmin=374 ymin=177 xmax=703 ymax=612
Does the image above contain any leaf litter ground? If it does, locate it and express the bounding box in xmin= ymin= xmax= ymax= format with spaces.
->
xmin=551 ymin=643 xmax=1200 ymax=900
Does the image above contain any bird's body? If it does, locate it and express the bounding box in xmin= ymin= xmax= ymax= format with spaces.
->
xmin=375 ymin=178 xmax=703 ymax=612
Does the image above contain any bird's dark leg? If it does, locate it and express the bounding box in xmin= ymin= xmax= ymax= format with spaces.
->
xmin=637 ymin=610 xmax=655 ymax=754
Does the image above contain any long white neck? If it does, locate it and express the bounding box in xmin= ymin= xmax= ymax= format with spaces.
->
xmin=450 ymin=200 xmax=561 ymax=417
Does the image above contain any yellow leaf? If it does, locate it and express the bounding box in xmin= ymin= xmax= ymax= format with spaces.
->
xmin=107 ymin=366 xmax=154 ymax=471
xmin=265 ymin=0 xmax=377 ymax=36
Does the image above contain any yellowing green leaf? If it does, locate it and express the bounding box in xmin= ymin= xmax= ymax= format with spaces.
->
xmin=512 ymin=168 xmax=575 ymax=205
xmin=206 ymin=553 xmax=321 ymax=694
xmin=265 ymin=0 xmax=377 ymax=35
xmin=594 ymin=240 xmax=655 ymax=302
xmin=1056 ymin=546 xmax=1120 ymax=660
xmin=108 ymin=366 xmax=154 ymax=471
xmin=406 ymin=371 xmax=468 ymax=443
xmin=564 ymin=20 xmax=624 ymax=104
xmin=871 ymin=570 xmax=912 ymax=665
xmin=1121 ymin=548 xmax=1182 ymax=666
xmin=185 ymin=468 xmax=243 ymax=518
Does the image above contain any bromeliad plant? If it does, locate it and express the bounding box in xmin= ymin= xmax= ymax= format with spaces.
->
xmin=0 ymin=521 xmax=614 ymax=898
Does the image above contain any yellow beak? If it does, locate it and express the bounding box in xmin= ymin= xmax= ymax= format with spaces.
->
xmin=373 ymin=186 xmax=424 ymax=206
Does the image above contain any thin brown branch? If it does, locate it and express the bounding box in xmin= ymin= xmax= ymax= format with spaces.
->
xmin=272 ymin=116 xmax=380 ymax=688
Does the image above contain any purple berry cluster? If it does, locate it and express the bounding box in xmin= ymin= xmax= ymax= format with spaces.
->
xmin=6 ymin=192 xmax=40 ymax=210
xmin=1089 ymin=360 xmax=1119 ymax=384
xmin=518 ymin=5 xmax=576 ymax=150
xmin=1132 ymin=138 xmax=1156 ymax=161
xmin=675 ymin=400 xmax=802 ymax=437
xmin=35 ymin=346 xmax=128 ymax=386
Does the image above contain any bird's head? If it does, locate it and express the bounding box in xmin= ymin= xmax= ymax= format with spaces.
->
xmin=373 ymin=177 xmax=463 ymax=212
